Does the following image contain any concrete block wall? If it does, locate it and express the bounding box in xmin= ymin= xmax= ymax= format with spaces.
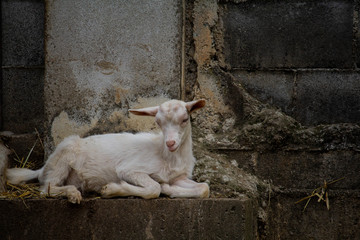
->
xmin=1 ymin=0 xmax=45 ymax=133
xmin=189 ymin=0 xmax=360 ymax=238
xmin=221 ymin=0 xmax=360 ymax=126
xmin=1 ymin=0 xmax=45 ymax=166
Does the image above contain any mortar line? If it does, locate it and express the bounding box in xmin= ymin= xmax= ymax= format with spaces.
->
xmin=231 ymin=67 xmax=359 ymax=72
xmin=353 ymin=2 xmax=359 ymax=69
xmin=2 ymin=66 xmax=45 ymax=69
xmin=180 ymin=0 xmax=186 ymax=101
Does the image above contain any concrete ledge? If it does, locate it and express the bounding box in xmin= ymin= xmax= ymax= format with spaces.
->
xmin=0 ymin=198 xmax=256 ymax=240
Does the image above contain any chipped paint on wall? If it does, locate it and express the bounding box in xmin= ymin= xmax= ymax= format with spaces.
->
xmin=50 ymin=96 xmax=170 ymax=146
xmin=193 ymin=0 xmax=218 ymax=67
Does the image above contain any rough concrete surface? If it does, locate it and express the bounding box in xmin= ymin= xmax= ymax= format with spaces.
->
xmin=221 ymin=150 xmax=360 ymax=190
xmin=0 ymin=198 xmax=256 ymax=240
xmin=294 ymin=71 xmax=360 ymax=125
xmin=232 ymin=70 xmax=360 ymax=126
xmin=232 ymin=70 xmax=294 ymax=114
xmin=1 ymin=0 xmax=44 ymax=66
xmin=1 ymin=0 xmax=45 ymax=134
xmin=44 ymin=0 xmax=182 ymax=153
xmin=265 ymin=191 xmax=360 ymax=239
xmin=1 ymin=68 xmax=45 ymax=133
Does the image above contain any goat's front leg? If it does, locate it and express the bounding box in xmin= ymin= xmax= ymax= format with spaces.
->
xmin=40 ymin=183 xmax=82 ymax=204
xmin=101 ymin=172 xmax=161 ymax=199
xmin=161 ymin=175 xmax=209 ymax=198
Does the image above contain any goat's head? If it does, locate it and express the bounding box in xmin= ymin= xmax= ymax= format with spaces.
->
xmin=129 ymin=99 xmax=205 ymax=152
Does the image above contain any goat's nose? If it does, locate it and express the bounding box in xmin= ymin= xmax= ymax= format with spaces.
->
xmin=166 ymin=140 xmax=176 ymax=148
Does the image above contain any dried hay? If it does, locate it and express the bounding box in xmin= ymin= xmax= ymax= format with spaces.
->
xmin=0 ymin=129 xmax=50 ymax=204
xmin=1 ymin=182 xmax=44 ymax=198
xmin=296 ymin=177 xmax=345 ymax=211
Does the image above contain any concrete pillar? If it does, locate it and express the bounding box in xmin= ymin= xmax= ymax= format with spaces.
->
xmin=44 ymin=0 xmax=182 ymax=153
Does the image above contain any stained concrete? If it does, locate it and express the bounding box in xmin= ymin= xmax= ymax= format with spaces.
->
xmin=44 ymin=0 xmax=182 ymax=152
xmin=0 ymin=198 xmax=257 ymax=240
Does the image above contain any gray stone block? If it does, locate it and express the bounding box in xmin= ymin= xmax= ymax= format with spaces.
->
xmin=1 ymin=0 xmax=44 ymax=66
xmin=295 ymin=71 xmax=360 ymax=125
xmin=221 ymin=0 xmax=353 ymax=69
xmin=231 ymin=70 xmax=360 ymax=125
xmin=266 ymin=192 xmax=360 ymax=239
xmin=232 ymin=70 xmax=295 ymax=113
xmin=355 ymin=1 xmax=360 ymax=68
xmin=0 ymin=198 xmax=256 ymax=240
xmin=1 ymin=68 xmax=44 ymax=133
xmin=229 ymin=150 xmax=360 ymax=190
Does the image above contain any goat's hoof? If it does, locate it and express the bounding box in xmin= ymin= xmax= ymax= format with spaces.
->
xmin=68 ymin=190 xmax=82 ymax=204
xmin=200 ymin=184 xmax=210 ymax=198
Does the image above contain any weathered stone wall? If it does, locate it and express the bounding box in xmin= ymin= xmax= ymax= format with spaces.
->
xmin=222 ymin=0 xmax=359 ymax=126
xmin=188 ymin=0 xmax=360 ymax=238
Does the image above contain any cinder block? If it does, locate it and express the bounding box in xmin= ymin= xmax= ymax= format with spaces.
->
xmin=294 ymin=71 xmax=360 ymax=125
xmin=1 ymin=0 xmax=44 ymax=66
xmin=229 ymin=150 xmax=360 ymax=190
xmin=222 ymin=0 xmax=353 ymax=69
xmin=355 ymin=1 xmax=360 ymax=68
xmin=0 ymin=198 xmax=257 ymax=240
xmin=232 ymin=70 xmax=360 ymax=125
xmin=232 ymin=70 xmax=294 ymax=113
xmin=266 ymin=192 xmax=360 ymax=239
xmin=1 ymin=68 xmax=44 ymax=133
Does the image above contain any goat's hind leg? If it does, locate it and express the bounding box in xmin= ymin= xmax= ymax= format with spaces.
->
xmin=101 ymin=172 xmax=161 ymax=199
xmin=39 ymin=167 xmax=82 ymax=204
xmin=161 ymin=175 xmax=210 ymax=198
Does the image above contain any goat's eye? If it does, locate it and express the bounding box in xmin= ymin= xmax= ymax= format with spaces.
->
xmin=182 ymin=118 xmax=189 ymax=123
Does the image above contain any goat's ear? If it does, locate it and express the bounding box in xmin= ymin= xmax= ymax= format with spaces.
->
xmin=129 ymin=106 xmax=159 ymax=116
xmin=186 ymin=99 xmax=206 ymax=113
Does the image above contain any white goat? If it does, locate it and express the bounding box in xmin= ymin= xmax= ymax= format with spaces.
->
xmin=6 ymin=99 xmax=209 ymax=203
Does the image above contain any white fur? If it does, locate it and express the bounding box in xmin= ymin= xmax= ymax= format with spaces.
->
xmin=6 ymin=99 xmax=209 ymax=203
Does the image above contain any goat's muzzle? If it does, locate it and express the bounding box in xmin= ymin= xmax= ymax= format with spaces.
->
xmin=166 ymin=140 xmax=177 ymax=152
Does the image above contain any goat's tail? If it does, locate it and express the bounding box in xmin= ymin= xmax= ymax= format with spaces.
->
xmin=6 ymin=167 xmax=43 ymax=185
